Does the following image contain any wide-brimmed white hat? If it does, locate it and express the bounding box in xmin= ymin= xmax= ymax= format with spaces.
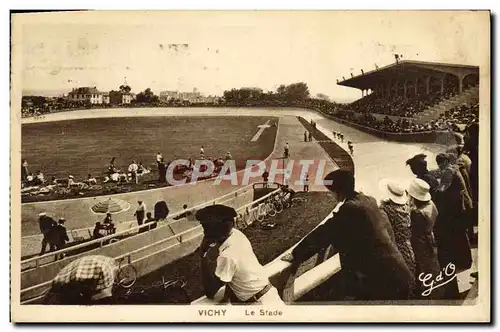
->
xmin=379 ymin=179 xmax=408 ymax=205
xmin=408 ymin=178 xmax=432 ymax=202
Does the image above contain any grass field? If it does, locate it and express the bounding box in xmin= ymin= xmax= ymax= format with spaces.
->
xmin=21 ymin=116 xmax=277 ymax=202
xmin=133 ymin=191 xmax=335 ymax=303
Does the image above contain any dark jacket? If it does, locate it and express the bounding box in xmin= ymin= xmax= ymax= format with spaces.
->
xmin=292 ymin=193 xmax=413 ymax=300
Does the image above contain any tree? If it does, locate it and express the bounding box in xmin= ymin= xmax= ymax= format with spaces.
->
xmin=119 ymin=85 xmax=131 ymax=93
xmin=135 ymin=88 xmax=159 ymax=104
xmin=283 ymin=82 xmax=310 ymax=101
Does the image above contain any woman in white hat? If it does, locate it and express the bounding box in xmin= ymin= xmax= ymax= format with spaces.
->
xmin=379 ymin=179 xmax=416 ymax=295
xmin=407 ymin=178 xmax=442 ymax=299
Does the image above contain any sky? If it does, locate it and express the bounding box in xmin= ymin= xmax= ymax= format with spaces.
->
xmin=16 ymin=11 xmax=488 ymax=102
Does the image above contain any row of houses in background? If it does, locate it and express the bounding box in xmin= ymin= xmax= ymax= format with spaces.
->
xmin=66 ymin=86 xmax=219 ymax=105
xmin=67 ymin=87 xmax=133 ymax=105
xmin=159 ymin=87 xmax=220 ymax=104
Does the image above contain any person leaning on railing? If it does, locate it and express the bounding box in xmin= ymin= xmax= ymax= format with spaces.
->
xmin=281 ymin=170 xmax=413 ymax=301
xmin=197 ymin=204 xmax=284 ymax=304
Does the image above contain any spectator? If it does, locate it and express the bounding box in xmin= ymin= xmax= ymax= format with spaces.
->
xmin=407 ymin=179 xmax=442 ymax=299
xmin=34 ymin=170 xmax=45 ymax=185
xmin=379 ymin=180 xmax=416 ymax=295
xmin=21 ymin=159 xmax=29 ymax=181
xmin=103 ymin=213 xmax=116 ymax=235
xmin=156 ymin=152 xmax=163 ymax=165
xmin=283 ymin=170 xmax=413 ymax=300
xmin=46 ymin=255 xmax=119 ymax=304
xmin=304 ymin=131 xmax=307 ymax=142
xmin=67 ymin=175 xmax=76 ymax=188
xmin=225 ymin=151 xmax=233 ymax=161
xmin=39 ymin=212 xmax=56 ymax=255
xmin=262 ymin=170 xmax=269 ymax=188
xmin=284 ymin=142 xmax=290 ymax=158
xmin=145 ymin=212 xmax=157 ymax=231
xmin=303 ymin=172 xmax=310 ymax=192
xmin=200 ymin=146 xmax=205 ymax=157
xmin=86 ymin=173 xmax=97 ymax=185
xmin=134 ymin=200 xmax=147 ymax=227
xmin=128 ymin=160 xmax=139 ymax=184
xmin=154 ymin=200 xmax=170 ymax=220
xmin=406 ymin=154 xmax=439 ymax=200
xmin=158 ymin=159 xmax=166 ymax=183
xmin=52 ymin=218 xmax=69 ymax=260
xmin=434 ymin=153 xmax=472 ymax=275
xmin=93 ymin=222 xmax=104 ymax=239
xmin=196 ymin=204 xmax=284 ymax=304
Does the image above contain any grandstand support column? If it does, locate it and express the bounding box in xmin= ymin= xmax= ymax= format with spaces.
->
xmin=394 ymin=81 xmax=399 ymax=97
xmin=425 ymin=76 xmax=431 ymax=94
xmin=440 ymin=76 xmax=445 ymax=95
xmin=414 ymin=78 xmax=418 ymax=96
xmin=457 ymin=73 xmax=465 ymax=93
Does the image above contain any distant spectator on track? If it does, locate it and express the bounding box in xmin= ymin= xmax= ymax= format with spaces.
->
xmin=156 ymin=152 xmax=163 ymax=165
xmin=262 ymin=170 xmax=269 ymax=188
xmin=308 ymin=131 xmax=312 ymax=142
xmin=225 ymin=151 xmax=233 ymax=161
xmin=304 ymin=131 xmax=307 ymax=142
xmin=303 ymin=172 xmax=310 ymax=192
xmin=284 ymin=142 xmax=290 ymax=158
xmin=200 ymin=146 xmax=205 ymax=157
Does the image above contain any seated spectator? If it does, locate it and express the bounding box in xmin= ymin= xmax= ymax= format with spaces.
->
xmin=34 ymin=171 xmax=45 ymax=185
xmin=102 ymin=213 xmax=116 ymax=235
xmin=93 ymin=222 xmax=105 ymax=239
xmin=67 ymin=175 xmax=77 ymax=187
xmin=26 ymin=173 xmax=35 ymax=185
xmin=85 ymin=173 xmax=97 ymax=185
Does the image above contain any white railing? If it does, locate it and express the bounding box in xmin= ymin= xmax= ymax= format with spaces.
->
xmin=21 ymin=184 xmax=256 ymax=269
xmin=20 ymin=185 xmax=284 ymax=304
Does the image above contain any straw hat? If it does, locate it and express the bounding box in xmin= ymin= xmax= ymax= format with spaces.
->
xmin=408 ymin=179 xmax=432 ymax=202
xmin=379 ymin=179 xmax=407 ymax=205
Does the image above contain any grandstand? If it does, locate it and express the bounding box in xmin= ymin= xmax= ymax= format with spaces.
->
xmin=338 ymin=60 xmax=479 ymax=125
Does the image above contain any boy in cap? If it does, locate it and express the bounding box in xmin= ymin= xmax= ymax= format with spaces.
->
xmin=197 ymin=204 xmax=284 ymax=304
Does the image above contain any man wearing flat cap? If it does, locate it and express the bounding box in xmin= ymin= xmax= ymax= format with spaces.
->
xmin=196 ymin=204 xmax=284 ymax=304
xmin=282 ymin=170 xmax=413 ymax=301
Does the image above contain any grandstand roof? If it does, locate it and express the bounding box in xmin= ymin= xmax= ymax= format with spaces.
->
xmin=337 ymin=60 xmax=479 ymax=90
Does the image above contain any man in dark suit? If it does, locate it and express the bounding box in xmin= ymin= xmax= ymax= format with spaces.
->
xmin=282 ymin=170 xmax=413 ymax=301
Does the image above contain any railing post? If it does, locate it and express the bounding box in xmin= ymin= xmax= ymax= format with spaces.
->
xmin=281 ymin=265 xmax=299 ymax=304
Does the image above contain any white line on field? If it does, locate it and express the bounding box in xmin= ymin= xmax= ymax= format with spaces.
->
xmin=251 ymin=120 xmax=271 ymax=142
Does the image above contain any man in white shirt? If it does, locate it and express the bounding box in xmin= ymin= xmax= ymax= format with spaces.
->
xmin=128 ymin=160 xmax=139 ymax=184
xmin=197 ymin=204 xmax=284 ymax=304
xmin=156 ymin=152 xmax=163 ymax=164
